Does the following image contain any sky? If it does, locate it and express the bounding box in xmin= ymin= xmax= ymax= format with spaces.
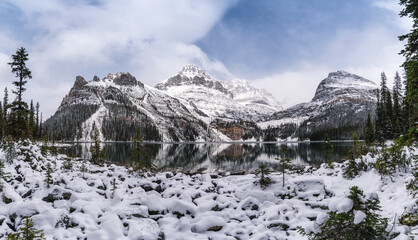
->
xmin=0 ymin=0 xmax=412 ymax=117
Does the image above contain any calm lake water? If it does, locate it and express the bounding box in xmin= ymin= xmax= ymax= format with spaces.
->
xmin=58 ymin=142 xmax=354 ymax=173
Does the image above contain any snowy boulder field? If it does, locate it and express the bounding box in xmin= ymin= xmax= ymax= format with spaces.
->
xmin=0 ymin=143 xmax=416 ymax=239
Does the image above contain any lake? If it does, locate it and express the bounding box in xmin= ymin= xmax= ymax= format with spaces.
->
xmin=57 ymin=142 xmax=354 ymax=173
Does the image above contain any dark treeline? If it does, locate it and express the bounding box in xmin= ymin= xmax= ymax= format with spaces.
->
xmin=365 ymin=71 xmax=414 ymax=144
xmin=0 ymin=48 xmax=43 ymax=141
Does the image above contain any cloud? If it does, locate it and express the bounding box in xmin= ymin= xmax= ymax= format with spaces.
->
xmin=0 ymin=0 xmax=237 ymax=116
xmin=251 ymin=2 xmax=409 ymax=109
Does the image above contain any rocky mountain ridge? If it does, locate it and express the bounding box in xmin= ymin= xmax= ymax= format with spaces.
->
xmin=44 ymin=68 xmax=378 ymax=142
xmin=259 ymin=71 xmax=378 ymax=140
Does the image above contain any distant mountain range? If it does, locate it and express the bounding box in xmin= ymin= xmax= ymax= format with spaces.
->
xmin=44 ymin=66 xmax=377 ymax=141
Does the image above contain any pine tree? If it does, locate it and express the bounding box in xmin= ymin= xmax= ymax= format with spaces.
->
xmin=29 ymin=100 xmax=35 ymax=139
xmin=90 ymin=124 xmax=105 ymax=164
xmin=2 ymin=88 xmax=9 ymax=140
xmin=45 ymin=162 xmax=53 ymax=188
xmin=399 ymin=0 xmax=418 ymax=143
xmin=129 ymin=129 xmax=155 ymax=174
xmin=380 ymin=72 xmax=393 ymax=139
xmin=322 ymin=133 xmax=334 ymax=166
xmin=8 ymin=47 xmax=32 ymax=140
xmin=364 ymin=113 xmax=375 ymax=145
xmin=299 ymin=186 xmax=392 ymax=240
xmin=255 ymin=163 xmax=271 ymax=187
xmin=0 ymin=159 xmax=8 ymax=190
xmin=6 ymin=216 xmax=46 ymax=240
xmin=392 ymin=72 xmax=403 ymax=138
xmin=111 ymin=178 xmax=117 ymax=198
xmin=0 ymin=101 xmax=3 ymax=140
xmin=374 ymin=90 xmax=384 ymax=144
xmin=276 ymin=145 xmax=291 ymax=187
xmin=35 ymin=102 xmax=39 ymax=140
xmin=344 ymin=132 xmax=367 ymax=179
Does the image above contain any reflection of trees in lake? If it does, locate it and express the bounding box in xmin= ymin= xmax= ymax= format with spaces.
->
xmin=58 ymin=142 xmax=354 ymax=173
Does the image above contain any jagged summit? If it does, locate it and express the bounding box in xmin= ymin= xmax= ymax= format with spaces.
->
xmin=179 ymin=65 xmax=211 ymax=79
xmin=155 ymin=65 xmax=230 ymax=95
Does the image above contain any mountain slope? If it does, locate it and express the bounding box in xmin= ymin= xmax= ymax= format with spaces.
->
xmin=44 ymin=73 xmax=219 ymax=142
xmin=258 ymin=71 xmax=378 ymax=140
xmin=155 ymin=65 xmax=280 ymax=122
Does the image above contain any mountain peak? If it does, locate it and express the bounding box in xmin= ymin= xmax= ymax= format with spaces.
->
xmin=179 ymin=65 xmax=211 ymax=79
xmin=313 ymin=71 xmax=377 ymax=101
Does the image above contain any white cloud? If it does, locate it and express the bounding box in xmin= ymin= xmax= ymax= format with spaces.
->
xmin=252 ymin=6 xmax=407 ymax=109
xmin=0 ymin=0 xmax=237 ymax=116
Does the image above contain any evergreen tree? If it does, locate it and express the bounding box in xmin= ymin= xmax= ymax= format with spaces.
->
xmin=8 ymin=47 xmax=32 ymax=140
xmin=0 ymin=101 xmax=3 ymax=139
xmin=129 ymin=129 xmax=155 ymax=174
xmin=45 ymin=162 xmax=53 ymax=188
xmin=344 ymin=132 xmax=367 ymax=179
xmin=299 ymin=186 xmax=392 ymax=240
xmin=392 ymin=72 xmax=403 ymax=138
xmin=364 ymin=113 xmax=375 ymax=145
xmin=380 ymin=72 xmax=393 ymax=139
xmin=90 ymin=124 xmax=105 ymax=164
xmin=2 ymin=88 xmax=9 ymax=140
xmin=255 ymin=163 xmax=271 ymax=187
xmin=374 ymin=90 xmax=384 ymax=144
xmin=35 ymin=102 xmax=39 ymax=139
xmin=29 ymin=100 xmax=35 ymax=138
xmin=399 ymin=0 xmax=418 ymax=142
xmin=6 ymin=216 xmax=46 ymax=240
xmin=322 ymin=133 xmax=334 ymax=165
xmin=275 ymin=145 xmax=291 ymax=187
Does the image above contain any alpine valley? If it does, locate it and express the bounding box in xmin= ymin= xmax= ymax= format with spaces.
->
xmin=44 ymin=66 xmax=378 ymax=142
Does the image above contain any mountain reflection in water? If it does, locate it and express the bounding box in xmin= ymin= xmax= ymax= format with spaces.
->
xmin=58 ymin=142 xmax=353 ymax=173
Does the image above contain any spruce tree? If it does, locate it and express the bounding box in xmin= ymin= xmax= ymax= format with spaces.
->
xmin=322 ymin=133 xmax=334 ymax=166
xmin=364 ymin=113 xmax=375 ymax=145
xmin=2 ymin=88 xmax=9 ymax=140
xmin=255 ymin=163 xmax=271 ymax=187
xmin=45 ymin=162 xmax=53 ymax=188
xmin=129 ymin=129 xmax=155 ymax=174
xmin=276 ymin=145 xmax=291 ymax=187
xmin=6 ymin=216 xmax=46 ymax=240
xmin=90 ymin=124 xmax=105 ymax=164
xmin=380 ymin=72 xmax=393 ymax=139
xmin=374 ymin=91 xmax=384 ymax=145
xmin=399 ymin=0 xmax=418 ymax=143
xmin=392 ymin=72 xmax=403 ymax=138
xmin=299 ymin=186 xmax=392 ymax=240
xmin=35 ymin=102 xmax=39 ymax=140
xmin=0 ymin=101 xmax=3 ymax=139
xmin=29 ymin=100 xmax=35 ymax=139
xmin=8 ymin=47 xmax=32 ymax=140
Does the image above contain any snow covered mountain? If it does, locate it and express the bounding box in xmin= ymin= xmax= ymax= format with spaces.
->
xmin=45 ymin=68 xmax=377 ymax=142
xmin=258 ymin=71 xmax=378 ymax=140
xmin=44 ymin=73 xmax=220 ymax=142
xmin=155 ymin=65 xmax=280 ymax=121
xmin=224 ymin=78 xmax=282 ymax=114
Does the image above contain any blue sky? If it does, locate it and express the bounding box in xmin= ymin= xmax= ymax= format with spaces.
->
xmin=0 ymin=0 xmax=411 ymax=116
xmin=198 ymin=0 xmax=396 ymax=77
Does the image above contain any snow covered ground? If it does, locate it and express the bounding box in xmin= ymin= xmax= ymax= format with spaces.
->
xmin=0 ymin=142 xmax=416 ymax=239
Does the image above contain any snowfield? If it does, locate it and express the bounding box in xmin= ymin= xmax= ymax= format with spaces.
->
xmin=0 ymin=142 xmax=416 ymax=239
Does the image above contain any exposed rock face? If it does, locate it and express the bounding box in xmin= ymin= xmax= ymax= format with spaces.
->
xmin=155 ymin=65 xmax=280 ymax=122
xmin=45 ymin=67 xmax=377 ymax=142
xmin=211 ymin=120 xmax=262 ymax=141
xmin=259 ymin=71 xmax=378 ymax=140
xmin=73 ymin=76 xmax=87 ymax=89
xmin=156 ymin=66 xmax=232 ymax=97
xmin=44 ymin=73 xmax=216 ymax=142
